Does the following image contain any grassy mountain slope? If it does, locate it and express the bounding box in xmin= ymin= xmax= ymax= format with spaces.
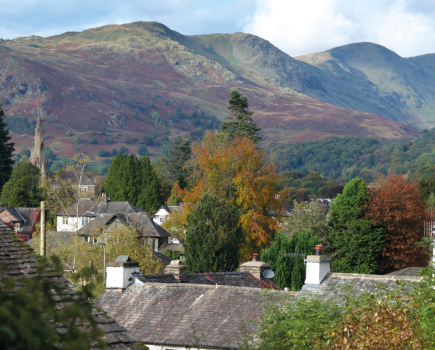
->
xmin=0 ymin=22 xmax=417 ymax=160
xmin=295 ymin=43 xmax=435 ymax=129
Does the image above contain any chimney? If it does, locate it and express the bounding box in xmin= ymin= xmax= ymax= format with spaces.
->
xmin=164 ymin=260 xmax=187 ymax=283
xmin=239 ymin=254 xmax=272 ymax=280
xmin=106 ymin=255 xmax=140 ymax=290
xmin=101 ymin=193 xmax=109 ymax=204
xmin=303 ymin=245 xmax=332 ymax=286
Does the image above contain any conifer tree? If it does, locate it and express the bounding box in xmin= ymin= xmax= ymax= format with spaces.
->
xmin=219 ymin=90 xmax=262 ymax=143
xmin=162 ymin=136 xmax=192 ymax=180
xmin=104 ymin=154 xmax=161 ymax=212
xmin=184 ymin=194 xmax=242 ymax=273
xmin=328 ymin=177 xmax=384 ymax=274
xmin=1 ymin=161 xmax=42 ymax=207
xmin=0 ymin=106 xmax=15 ymax=191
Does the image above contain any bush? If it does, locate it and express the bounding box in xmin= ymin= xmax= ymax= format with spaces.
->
xmin=96 ymin=149 xmax=111 ymax=157
xmin=119 ymin=146 xmax=129 ymax=154
xmin=111 ymin=148 xmax=118 ymax=156
xmin=104 ymin=137 xmax=114 ymax=144
xmin=74 ymin=136 xmax=83 ymax=144
xmin=66 ymin=131 xmax=73 ymax=137
xmin=137 ymin=144 xmax=149 ymax=156
xmin=90 ymin=137 xmax=98 ymax=144
xmin=148 ymin=101 xmax=155 ymax=108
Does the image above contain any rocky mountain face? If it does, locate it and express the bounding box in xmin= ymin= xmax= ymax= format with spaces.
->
xmin=0 ymin=22 xmax=420 ymax=158
xmin=295 ymin=43 xmax=435 ymax=129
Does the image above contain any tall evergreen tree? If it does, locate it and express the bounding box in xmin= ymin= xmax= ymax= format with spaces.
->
xmin=0 ymin=105 xmax=15 ymax=191
xmin=184 ymin=194 xmax=242 ymax=273
xmin=1 ymin=161 xmax=42 ymax=207
xmin=328 ymin=177 xmax=384 ymax=274
xmin=219 ymin=90 xmax=262 ymax=143
xmin=104 ymin=154 xmax=161 ymax=212
xmin=162 ymin=136 xmax=192 ymax=180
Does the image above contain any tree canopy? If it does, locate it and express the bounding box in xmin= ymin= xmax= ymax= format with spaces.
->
xmin=328 ymin=177 xmax=384 ymax=274
xmin=162 ymin=136 xmax=192 ymax=180
xmin=0 ymin=106 xmax=15 ymax=192
xmin=219 ymin=90 xmax=262 ymax=143
xmin=1 ymin=161 xmax=42 ymax=207
xmin=184 ymin=193 xmax=242 ymax=273
xmin=103 ymin=153 xmax=161 ymax=212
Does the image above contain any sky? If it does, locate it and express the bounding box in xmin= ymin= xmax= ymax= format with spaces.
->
xmin=1 ymin=0 xmax=435 ymax=57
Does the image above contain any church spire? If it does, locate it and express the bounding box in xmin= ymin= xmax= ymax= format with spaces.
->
xmin=29 ymin=114 xmax=48 ymax=174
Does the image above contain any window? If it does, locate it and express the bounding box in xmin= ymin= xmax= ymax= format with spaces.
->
xmin=62 ymin=217 xmax=69 ymax=225
xmin=82 ymin=216 xmax=91 ymax=225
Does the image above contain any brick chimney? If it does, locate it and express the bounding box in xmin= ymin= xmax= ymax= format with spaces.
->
xmin=164 ymin=260 xmax=187 ymax=283
xmin=239 ymin=254 xmax=272 ymax=280
xmin=303 ymin=245 xmax=332 ymax=286
xmin=106 ymin=255 xmax=140 ymax=290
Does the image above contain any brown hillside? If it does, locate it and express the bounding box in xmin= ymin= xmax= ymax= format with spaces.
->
xmin=0 ymin=22 xmax=419 ymax=160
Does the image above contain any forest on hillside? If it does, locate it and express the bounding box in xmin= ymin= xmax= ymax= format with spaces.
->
xmin=269 ymin=129 xmax=435 ymax=183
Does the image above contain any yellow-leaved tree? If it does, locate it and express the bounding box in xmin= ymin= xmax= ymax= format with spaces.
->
xmin=164 ymin=130 xmax=281 ymax=261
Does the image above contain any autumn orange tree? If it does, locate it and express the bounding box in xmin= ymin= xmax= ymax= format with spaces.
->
xmin=170 ymin=130 xmax=281 ymax=260
xmin=366 ymin=174 xmax=429 ymax=273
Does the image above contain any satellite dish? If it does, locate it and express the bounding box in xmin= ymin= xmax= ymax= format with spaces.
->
xmin=263 ymin=270 xmax=275 ymax=279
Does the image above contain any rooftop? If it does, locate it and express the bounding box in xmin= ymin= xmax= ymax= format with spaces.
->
xmin=0 ymin=222 xmax=142 ymax=349
xmin=57 ymin=201 xmax=145 ymax=217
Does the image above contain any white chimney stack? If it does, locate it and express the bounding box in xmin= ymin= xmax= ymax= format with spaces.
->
xmin=304 ymin=245 xmax=332 ymax=285
xmin=106 ymin=255 xmax=140 ymax=290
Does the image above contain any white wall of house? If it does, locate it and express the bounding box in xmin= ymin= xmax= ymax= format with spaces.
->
xmin=56 ymin=216 xmax=94 ymax=232
xmin=152 ymin=208 xmax=171 ymax=225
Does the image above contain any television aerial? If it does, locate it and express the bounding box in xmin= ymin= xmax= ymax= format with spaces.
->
xmin=263 ymin=270 xmax=275 ymax=279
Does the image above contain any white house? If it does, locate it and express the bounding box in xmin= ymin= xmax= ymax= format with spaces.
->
xmin=152 ymin=205 xmax=184 ymax=244
xmin=56 ymin=197 xmax=145 ymax=232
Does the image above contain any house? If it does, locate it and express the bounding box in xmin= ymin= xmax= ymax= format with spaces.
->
xmin=0 ymin=221 xmax=144 ymax=349
xmin=152 ymin=204 xmax=181 ymax=225
xmin=54 ymin=170 xmax=97 ymax=197
xmin=76 ymin=212 xmax=172 ymax=251
xmin=0 ymin=207 xmax=41 ymax=242
xmin=56 ymin=196 xmax=144 ymax=232
xmin=95 ymin=247 xmax=423 ymax=350
xmin=309 ymin=198 xmax=332 ymax=214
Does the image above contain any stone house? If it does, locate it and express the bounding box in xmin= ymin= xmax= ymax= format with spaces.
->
xmin=56 ymin=197 xmax=144 ymax=232
xmin=53 ymin=171 xmax=97 ymax=197
xmin=0 ymin=207 xmax=41 ymax=242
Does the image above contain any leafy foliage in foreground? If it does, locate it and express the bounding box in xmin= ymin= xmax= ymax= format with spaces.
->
xmin=270 ymin=129 xmax=435 ymax=182
xmin=239 ymin=275 xmax=435 ymax=349
xmin=0 ymin=257 xmax=105 ymax=349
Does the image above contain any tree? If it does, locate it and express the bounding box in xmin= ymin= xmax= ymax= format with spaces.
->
xmin=137 ymin=144 xmax=149 ymax=156
xmin=328 ymin=177 xmax=384 ymax=274
xmin=179 ymin=131 xmax=281 ymax=260
xmin=0 ymin=105 xmax=14 ymax=192
xmin=104 ymin=154 xmax=161 ymax=212
xmin=162 ymin=136 xmax=192 ymax=180
xmin=66 ymin=130 xmax=72 ymax=137
xmin=366 ymin=174 xmax=428 ymax=273
xmin=219 ymin=90 xmax=262 ymax=143
xmin=90 ymin=137 xmax=98 ymax=144
xmin=119 ymin=146 xmax=129 ymax=154
xmin=184 ymin=193 xmax=242 ymax=273
xmin=1 ymin=161 xmax=42 ymax=207
xmin=75 ymin=136 xmax=83 ymax=144
xmin=279 ymin=201 xmax=331 ymax=253
xmin=261 ymin=232 xmax=317 ymax=290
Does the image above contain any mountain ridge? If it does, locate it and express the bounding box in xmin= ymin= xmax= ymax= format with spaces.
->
xmin=0 ymin=22 xmax=421 ymax=161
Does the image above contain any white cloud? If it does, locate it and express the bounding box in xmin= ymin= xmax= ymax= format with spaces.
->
xmin=244 ymin=0 xmax=435 ymax=57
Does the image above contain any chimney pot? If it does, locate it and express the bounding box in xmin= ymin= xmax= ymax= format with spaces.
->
xmin=164 ymin=260 xmax=187 ymax=282
xmin=315 ymin=245 xmax=323 ymax=256
xmin=252 ymin=253 xmax=259 ymax=262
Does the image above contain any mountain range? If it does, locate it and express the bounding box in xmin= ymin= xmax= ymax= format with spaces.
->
xmin=0 ymin=21 xmax=431 ymax=158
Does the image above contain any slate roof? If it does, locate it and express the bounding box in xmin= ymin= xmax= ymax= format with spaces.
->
xmin=57 ymin=201 xmax=145 ymax=217
xmin=0 ymin=222 xmax=143 ymax=349
xmin=58 ymin=171 xmax=96 ymax=186
xmin=134 ymin=271 xmax=276 ymax=289
xmin=95 ymin=284 xmax=282 ymax=349
xmin=76 ymin=213 xmax=171 ymax=238
xmin=297 ymin=272 xmax=422 ymax=300
xmin=152 ymin=252 xmax=173 ymax=267
xmin=0 ymin=207 xmax=40 ymax=237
